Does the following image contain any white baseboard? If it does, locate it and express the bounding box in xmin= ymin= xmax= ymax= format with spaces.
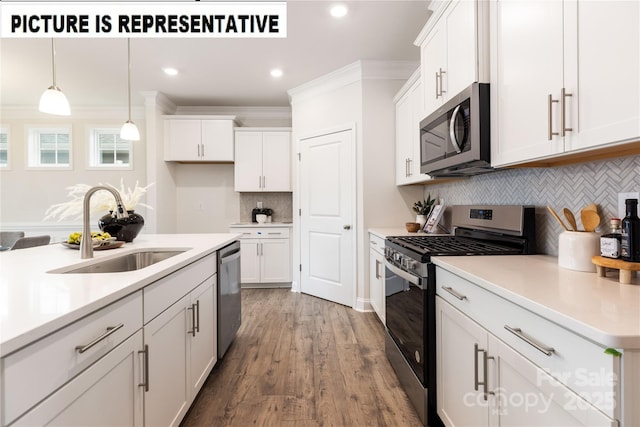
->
xmin=355 ymin=297 xmax=373 ymax=312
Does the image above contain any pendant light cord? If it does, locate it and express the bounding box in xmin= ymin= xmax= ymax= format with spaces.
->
xmin=51 ymin=38 xmax=57 ymax=87
xmin=127 ymin=38 xmax=132 ymax=121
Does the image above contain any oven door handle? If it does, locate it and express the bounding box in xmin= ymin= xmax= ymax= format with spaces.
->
xmin=384 ymin=260 xmax=424 ymax=290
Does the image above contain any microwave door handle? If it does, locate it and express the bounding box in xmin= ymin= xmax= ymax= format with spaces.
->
xmin=449 ymin=104 xmax=463 ymax=153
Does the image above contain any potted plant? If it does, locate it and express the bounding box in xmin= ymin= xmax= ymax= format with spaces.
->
xmin=413 ymin=195 xmax=436 ymax=227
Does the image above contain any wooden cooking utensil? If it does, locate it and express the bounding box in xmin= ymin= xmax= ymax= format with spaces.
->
xmin=581 ymin=209 xmax=600 ymax=232
xmin=563 ymin=208 xmax=579 ymax=231
xmin=547 ymin=206 xmax=569 ymax=231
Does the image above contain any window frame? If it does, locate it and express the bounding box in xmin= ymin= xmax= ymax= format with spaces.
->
xmin=87 ymin=127 xmax=133 ymax=170
xmin=26 ymin=125 xmax=73 ymax=170
xmin=0 ymin=125 xmax=9 ymax=169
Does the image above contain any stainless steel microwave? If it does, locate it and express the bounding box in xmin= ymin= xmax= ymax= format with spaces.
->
xmin=420 ymin=82 xmax=492 ymax=177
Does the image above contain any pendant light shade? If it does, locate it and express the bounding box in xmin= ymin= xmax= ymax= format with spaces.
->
xmin=120 ymin=38 xmax=140 ymax=141
xmin=39 ymin=39 xmax=70 ymax=116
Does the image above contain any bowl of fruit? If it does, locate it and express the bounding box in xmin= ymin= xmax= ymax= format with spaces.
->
xmin=63 ymin=231 xmax=123 ymax=250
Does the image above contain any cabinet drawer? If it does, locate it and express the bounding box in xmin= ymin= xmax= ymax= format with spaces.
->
xmin=436 ymin=267 xmax=620 ymax=418
xmin=232 ymin=227 xmax=290 ymax=239
xmin=144 ymin=253 xmax=216 ymax=323
xmin=369 ymin=233 xmax=385 ymax=255
xmin=2 ymin=291 xmax=142 ymax=426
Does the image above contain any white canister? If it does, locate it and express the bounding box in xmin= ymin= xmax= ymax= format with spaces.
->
xmin=558 ymin=231 xmax=600 ymax=272
xmin=256 ymin=214 xmax=267 ymax=224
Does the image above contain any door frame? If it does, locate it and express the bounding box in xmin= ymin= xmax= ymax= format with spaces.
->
xmin=292 ymin=123 xmax=357 ymax=308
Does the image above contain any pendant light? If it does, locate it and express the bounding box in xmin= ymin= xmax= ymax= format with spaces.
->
xmin=39 ymin=38 xmax=71 ymax=116
xmin=120 ymin=38 xmax=140 ymax=141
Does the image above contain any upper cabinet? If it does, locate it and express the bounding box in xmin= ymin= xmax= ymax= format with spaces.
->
xmin=234 ymin=128 xmax=291 ymax=192
xmin=490 ymin=0 xmax=640 ymax=167
xmin=164 ymin=116 xmax=236 ymax=162
xmin=395 ymin=69 xmax=430 ymax=185
xmin=415 ymin=0 xmax=489 ymax=117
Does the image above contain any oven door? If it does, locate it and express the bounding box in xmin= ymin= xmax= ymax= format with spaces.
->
xmin=384 ymin=260 xmax=426 ymax=385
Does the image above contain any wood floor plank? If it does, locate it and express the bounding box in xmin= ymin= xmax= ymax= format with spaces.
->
xmin=181 ymin=289 xmax=423 ymax=427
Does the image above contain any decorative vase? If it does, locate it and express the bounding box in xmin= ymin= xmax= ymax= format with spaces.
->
xmin=98 ymin=210 xmax=144 ymax=242
xmin=416 ymin=214 xmax=428 ymax=228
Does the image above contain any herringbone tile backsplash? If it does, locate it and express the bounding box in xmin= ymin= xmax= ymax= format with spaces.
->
xmin=425 ymin=155 xmax=640 ymax=255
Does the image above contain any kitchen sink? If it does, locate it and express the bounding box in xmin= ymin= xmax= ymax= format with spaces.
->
xmin=54 ymin=249 xmax=187 ymax=274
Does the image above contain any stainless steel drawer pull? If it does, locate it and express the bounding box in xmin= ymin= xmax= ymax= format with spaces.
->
xmin=75 ymin=323 xmax=124 ymax=354
xmin=548 ymin=94 xmax=559 ymax=140
xmin=139 ymin=344 xmax=149 ymax=392
xmin=188 ymin=304 xmax=197 ymax=337
xmin=474 ymin=344 xmax=494 ymax=401
xmin=195 ymin=300 xmax=200 ymax=333
xmin=443 ymin=286 xmax=467 ymax=300
xmin=504 ymin=325 xmax=555 ymax=356
xmin=561 ymin=87 xmax=573 ymax=137
xmin=268 ymin=232 xmax=282 ymax=235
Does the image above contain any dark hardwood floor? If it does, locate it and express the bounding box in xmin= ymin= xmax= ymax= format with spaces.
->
xmin=181 ymin=288 xmax=423 ymax=427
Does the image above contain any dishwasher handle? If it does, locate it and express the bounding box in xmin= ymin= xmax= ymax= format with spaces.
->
xmin=220 ymin=250 xmax=240 ymax=265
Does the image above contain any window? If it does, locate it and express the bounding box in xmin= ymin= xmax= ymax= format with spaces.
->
xmin=0 ymin=127 xmax=8 ymax=168
xmin=27 ymin=126 xmax=72 ymax=169
xmin=89 ymin=128 xmax=132 ymax=169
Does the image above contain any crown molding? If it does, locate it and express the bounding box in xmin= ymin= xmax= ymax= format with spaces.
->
xmin=141 ymin=91 xmax=177 ymax=115
xmin=0 ymin=105 xmax=145 ymax=120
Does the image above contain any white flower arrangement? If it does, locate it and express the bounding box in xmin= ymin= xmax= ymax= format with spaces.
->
xmin=44 ymin=179 xmax=154 ymax=222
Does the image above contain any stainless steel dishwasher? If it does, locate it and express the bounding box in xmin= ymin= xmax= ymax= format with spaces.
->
xmin=217 ymin=240 xmax=241 ymax=358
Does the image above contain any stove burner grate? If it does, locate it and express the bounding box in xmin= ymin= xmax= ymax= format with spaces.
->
xmin=390 ymin=235 xmax=522 ymax=256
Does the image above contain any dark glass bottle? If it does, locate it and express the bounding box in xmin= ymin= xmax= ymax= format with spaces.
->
xmin=620 ymin=199 xmax=640 ymax=262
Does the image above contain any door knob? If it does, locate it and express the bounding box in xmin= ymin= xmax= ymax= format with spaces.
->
xmin=343 ymin=225 xmax=351 ymax=230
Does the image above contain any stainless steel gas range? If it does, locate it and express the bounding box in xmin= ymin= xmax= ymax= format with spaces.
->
xmin=384 ymin=205 xmax=536 ymax=426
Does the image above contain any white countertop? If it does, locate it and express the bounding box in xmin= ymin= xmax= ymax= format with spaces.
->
xmin=432 ymin=255 xmax=640 ymax=349
xmin=0 ymin=233 xmax=240 ymax=357
xmin=229 ymin=222 xmax=293 ymax=228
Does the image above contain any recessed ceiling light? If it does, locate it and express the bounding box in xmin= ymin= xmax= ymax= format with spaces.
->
xmin=270 ymin=69 xmax=283 ymax=78
xmin=163 ymin=67 xmax=178 ymax=76
xmin=330 ymin=4 xmax=348 ymax=18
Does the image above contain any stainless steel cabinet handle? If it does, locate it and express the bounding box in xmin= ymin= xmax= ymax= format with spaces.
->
xmin=343 ymin=225 xmax=351 ymax=230
xmin=504 ymin=325 xmax=555 ymax=356
xmin=439 ymin=68 xmax=446 ymax=95
xmin=560 ymin=87 xmax=573 ymax=137
xmin=408 ymin=158 xmax=412 ymax=177
xmin=375 ymin=259 xmax=381 ymax=279
xmin=262 ymin=176 xmax=266 ymax=189
xmin=201 ymin=143 xmax=205 ymax=157
xmin=267 ymin=232 xmax=282 ymax=235
xmin=548 ymin=94 xmax=559 ymax=140
xmin=474 ymin=344 xmax=494 ymax=401
xmin=197 ymin=144 xmax=200 ymax=158
xmin=435 ymin=71 xmax=440 ymax=98
xmin=442 ymin=286 xmax=467 ymax=300
xmin=75 ymin=323 xmax=124 ymax=354
xmin=258 ymin=176 xmax=262 ymax=188
xmin=195 ymin=300 xmax=200 ymax=334
xmin=187 ymin=304 xmax=197 ymax=337
xmin=138 ymin=344 xmax=149 ymax=392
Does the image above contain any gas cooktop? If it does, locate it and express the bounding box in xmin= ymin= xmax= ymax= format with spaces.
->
xmin=386 ymin=235 xmax=522 ymax=257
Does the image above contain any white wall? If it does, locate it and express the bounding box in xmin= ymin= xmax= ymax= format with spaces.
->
xmin=0 ymin=107 xmax=148 ymax=240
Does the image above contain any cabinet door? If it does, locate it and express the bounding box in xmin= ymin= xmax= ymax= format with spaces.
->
xmin=409 ymin=79 xmax=425 ymax=178
xmin=239 ymin=239 xmax=261 ymax=283
xmin=491 ymin=335 xmax=616 ymax=427
xmin=165 ymin=119 xmax=201 ymax=161
xmin=201 ymin=120 xmax=234 ymax=162
xmin=422 ymin=23 xmax=447 ymax=116
xmin=490 ymin=0 xmax=565 ymax=166
xmin=144 ymin=295 xmax=190 ymax=427
xmin=445 ymin=0 xmax=477 ymax=98
xmin=564 ymin=0 xmax=640 ymax=152
xmin=369 ymin=247 xmax=385 ymax=323
xmin=188 ymin=277 xmax=217 ymax=397
xmin=234 ymin=131 xmax=264 ymax=191
xmin=14 ymin=331 xmax=144 ymax=427
xmin=260 ymin=238 xmax=291 ymax=283
xmin=395 ymin=92 xmax=413 ymax=185
xmin=436 ymin=297 xmax=490 ymax=427
xmin=262 ymin=131 xmax=291 ymax=191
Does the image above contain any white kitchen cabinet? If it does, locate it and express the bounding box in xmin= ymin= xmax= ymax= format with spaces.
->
xmin=491 ymin=0 xmax=640 ymax=167
xmin=13 ymin=331 xmax=144 ymax=427
xmin=416 ymin=0 xmax=488 ymax=117
xmin=437 ymin=297 xmax=615 ymax=427
xmin=164 ymin=116 xmax=235 ymax=162
xmin=395 ymin=69 xmax=429 ymax=186
xmin=234 ymin=128 xmax=291 ymax=192
xmin=231 ymin=226 xmax=291 ymax=285
xmin=436 ymin=265 xmax=620 ymax=427
xmin=143 ymin=259 xmax=217 ymax=427
xmin=368 ymin=233 xmax=385 ymax=323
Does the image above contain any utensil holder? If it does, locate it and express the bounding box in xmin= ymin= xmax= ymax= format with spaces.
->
xmin=558 ymin=231 xmax=600 ymax=272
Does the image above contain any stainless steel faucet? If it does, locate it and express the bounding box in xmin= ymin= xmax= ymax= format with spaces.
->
xmin=81 ymin=186 xmax=129 ymax=259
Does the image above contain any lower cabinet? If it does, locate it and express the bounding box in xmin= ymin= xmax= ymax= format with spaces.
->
xmin=13 ymin=331 xmax=144 ymax=426
xmin=231 ymin=226 xmax=292 ymax=285
xmin=369 ymin=233 xmax=385 ymax=323
xmin=144 ymin=275 xmax=217 ymax=427
xmin=436 ymin=296 xmax=616 ymax=427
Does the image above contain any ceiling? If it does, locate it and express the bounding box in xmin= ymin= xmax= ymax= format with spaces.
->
xmin=0 ymin=1 xmax=431 ymax=109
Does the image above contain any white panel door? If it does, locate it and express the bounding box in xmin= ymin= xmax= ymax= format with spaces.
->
xmin=300 ymin=129 xmax=354 ymax=307
xmin=165 ymin=119 xmax=201 ymax=161
xmin=261 ymin=238 xmax=291 ymax=283
xmin=262 ymin=131 xmax=291 ymax=191
xmin=446 ymin=0 xmax=477 ymax=98
xmin=239 ymin=239 xmax=260 ymax=283
xmin=234 ymin=131 xmax=263 ymax=191
xmin=201 ymin=120 xmax=233 ymax=161
xmin=188 ymin=277 xmax=216 ymax=396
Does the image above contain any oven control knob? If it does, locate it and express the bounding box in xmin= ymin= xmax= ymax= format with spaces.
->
xmin=406 ymin=260 xmax=416 ymax=271
xmin=393 ymin=253 xmax=402 ymax=263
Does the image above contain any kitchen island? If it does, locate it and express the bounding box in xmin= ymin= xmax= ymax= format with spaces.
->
xmin=0 ymin=233 xmax=240 ymax=427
